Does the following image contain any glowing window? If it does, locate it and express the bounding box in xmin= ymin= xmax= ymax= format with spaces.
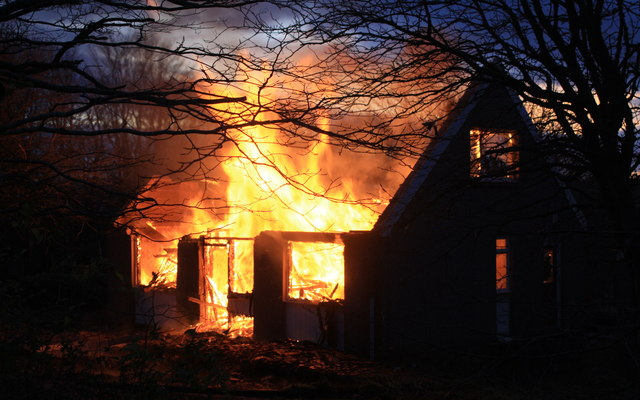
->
xmin=229 ymin=239 xmax=254 ymax=294
xmin=543 ymin=247 xmax=557 ymax=284
xmin=470 ymin=129 xmax=518 ymax=180
xmin=133 ymin=235 xmax=178 ymax=288
xmin=287 ymin=240 xmax=345 ymax=303
xmin=496 ymin=238 xmax=510 ymax=291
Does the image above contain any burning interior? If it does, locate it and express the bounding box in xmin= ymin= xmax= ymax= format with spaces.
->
xmin=128 ymin=200 xmax=367 ymax=345
xmin=124 ymin=145 xmax=393 ymax=340
xmin=124 ymin=141 xmax=400 ymax=343
xmin=117 ymin=62 xmax=411 ymax=345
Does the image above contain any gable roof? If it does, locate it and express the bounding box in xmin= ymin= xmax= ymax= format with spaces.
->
xmin=373 ymin=82 xmax=587 ymax=237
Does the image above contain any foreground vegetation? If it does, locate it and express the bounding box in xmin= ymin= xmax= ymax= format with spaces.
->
xmin=1 ymin=280 xmax=638 ymax=400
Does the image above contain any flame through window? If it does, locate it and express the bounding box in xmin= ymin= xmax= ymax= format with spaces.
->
xmin=470 ymin=129 xmax=518 ymax=180
xmin=287 ymin=240 xmax=345 ymax=303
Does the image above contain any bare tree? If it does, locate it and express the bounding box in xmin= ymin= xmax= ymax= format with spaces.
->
xmin=0 ymin=1 xmax=271 ymax=135
xmin=252 ymin=0 xmax=640 ymax=300
xmin=0 ymin=1 xmax=300 ymax=220
xmin=0 ymin=1 xmax=297 ymax=280
xmin=0 ymin=1 xmax=412 ymax=278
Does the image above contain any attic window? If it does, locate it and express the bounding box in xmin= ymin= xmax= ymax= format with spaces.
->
xmin=470 ymin=129 xmax=518 ymax=180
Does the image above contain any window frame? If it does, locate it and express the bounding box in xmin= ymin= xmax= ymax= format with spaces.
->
xmin=284 ymin=239 xmax=345 ymax=304
xmin=470 ymin=128 xmax=519 ymax=181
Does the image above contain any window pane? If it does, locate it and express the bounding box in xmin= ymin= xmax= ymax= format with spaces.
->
xmin=496 ymin=238 xmax=508 ymax=250
xmin=496 ymin=253 xmax=508 ymax=290
xmin=470 ymin=129 xmax=517 ymax=179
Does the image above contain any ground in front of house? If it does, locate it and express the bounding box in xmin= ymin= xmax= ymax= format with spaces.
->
xmin=0 ymin=324 xmax=638 ymax=400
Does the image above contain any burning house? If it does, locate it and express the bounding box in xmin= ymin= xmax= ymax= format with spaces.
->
xmin=107 ymin=80 xmax=630 ymax=358
xmin=114 ymin=65 xmax=399 ymax=340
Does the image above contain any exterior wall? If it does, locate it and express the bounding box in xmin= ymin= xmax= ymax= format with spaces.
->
xmin=104 ymin=229 xmax=135 ymax=328
xmin=343 ymin=232 xmax=383 ymax=358
xmin=134 ymin=287 xmax=183 ymax=330
xmin=253 ymin=231 xmax=345 ymax=347
xmin=349 ymin=84 xmax=599 ymax=356
xmin=253 ymin=231 xmax=287 ymax=341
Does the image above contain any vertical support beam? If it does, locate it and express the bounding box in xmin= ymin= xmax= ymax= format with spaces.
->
xmin=177 ymin=237 xmax=201 ymax=325
xmin=253 ymin=231 xmax=287 ymax=341
xmin=131 ymin=235 xmax=140 ymax=286
xmin=104 ymin=229 xmax=135 ymax=328
xmin=343 ymin=232 xmax=381 ymax=358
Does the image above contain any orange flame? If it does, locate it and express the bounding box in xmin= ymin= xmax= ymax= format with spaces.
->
xmin=288 ymin=240 xmax=345 ymax=302
xmin=123 ymin=54 xmax=407 ymax=334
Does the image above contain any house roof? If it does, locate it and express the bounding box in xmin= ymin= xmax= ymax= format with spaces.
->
xmin=374 ymin=82 xmax=489 ymax=236
xmin=373 ymin=81 xmax=587 ymax=237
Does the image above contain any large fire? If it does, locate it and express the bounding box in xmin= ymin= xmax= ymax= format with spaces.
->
xmin=122 ymin=57 xmax=405 ymax=336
